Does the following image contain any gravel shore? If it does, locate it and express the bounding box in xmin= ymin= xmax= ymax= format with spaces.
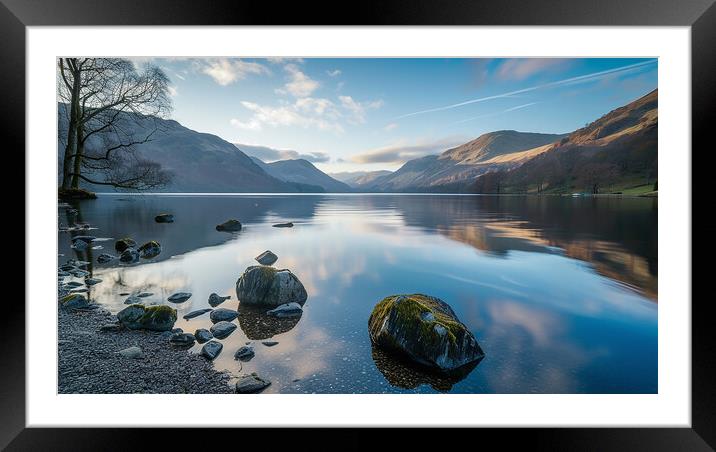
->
xmin=58 ymin=306 xmax=234 ymax=394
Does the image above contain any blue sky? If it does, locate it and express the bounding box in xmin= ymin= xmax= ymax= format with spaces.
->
xmin=147 ymin=57 xmax=657 ymax=173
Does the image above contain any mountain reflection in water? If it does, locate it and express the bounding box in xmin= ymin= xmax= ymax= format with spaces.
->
xmin=58 ymin=194 xmax=657 ymax=393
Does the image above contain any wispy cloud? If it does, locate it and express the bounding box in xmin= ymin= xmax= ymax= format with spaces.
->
xmin=350 ymin=137 xmax=465 ymax=164
xmin=230 ymin=97 xmax=344 ymax=133
xmin=326 ymin=69 xmax=342 ymax=77
xmin=495 ymin=58 xmax=571 ymax=81
xmin=454 ymin=102 xmax=538 ymax=125
xmin=339 ymin=96 xmax=384 ymax=124
xmin=276 ymin=64 xmax=319 ymax=97
xmin=235 ymin=143 xmax=330 ymax=163
xmin=395 ymin=59 xmax=657 ymax=120
xmin=200 ymin=58 xmax=270 ymax=86
xmin=383 ymin=122 xmax=398 ymax=131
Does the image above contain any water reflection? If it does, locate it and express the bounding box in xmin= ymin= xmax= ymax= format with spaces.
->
xmin=58 ymin=194 xmax=657 ymax=393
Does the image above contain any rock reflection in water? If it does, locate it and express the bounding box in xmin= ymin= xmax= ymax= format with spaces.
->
xmin=371 ymin=345 xmax=482 ymax=392
xmin=237 ymin=304 xmax=302 ymax=340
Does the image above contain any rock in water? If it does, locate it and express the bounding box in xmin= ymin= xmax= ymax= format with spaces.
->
xmin=71 ymin=240 xmax=88 ymax=251
xmin=97 ymin=253 xmax=116 ymax=263
xmin=255 ymin=250 xmax=278 ymax=266
xmin=60 ymin=293 xmax=89 ymax=310
xmin=118 ymin=346 xmax=143 ymax=359
xmin=234 ymin=345 xmax=255 ymax=361
xmin=155 ymin=213 xmax=174 ymax=223
xmin=183 ymin=308 xmax=213 ymax=320
xmin=235 ymin=266 xmax=307 ymax=307
xmin=170 ymin=333 xmax=196 ymax=346
xmin=201 ymin=341 xmax=223 ymax=360
xmin=208 ymin=293 xmax=231 ymax=307
xmin=71 ymin=235 xmax=96 ymax=243
xmin=266 ymin=302 xmax=303 ymax=318
xmin=195 ymin=329 xmax=213 ymax=343
xmin=210 ymin=308 xmax=238 ymax=323
xmin=138 ymin=240 xmax=161 ymax=259
xmin=235 ymin=374 xmax=271 ymax=393
xmin=167 ymin=292 xmax=192 ymax=303
xmin=85 ymin=278 xmax=102 ymax=286
xmin=216 ymin=219 xmax=242 ymax=232
xmin=210 ymin=321 xmax=237 ymax=339
xmin=119 ymin=248 xmax=139 ymax=263
xmin=115 ymin=238 xmax=137 ymax=253
xmin=368 ymin=294 xmax=484 ymax=372
xmin=261 ymin=341 xmax=279 ymax=347
xmin=117 ymin=304 xmax=177 ymax=331
xmin=272 ymin=222 xmax=293 ymax=228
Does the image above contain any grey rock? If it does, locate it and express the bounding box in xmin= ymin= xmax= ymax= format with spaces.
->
xmin=65 ymin=281 xmax=84 ymax=288
xmin=201 ymin=341 xmax=223 ymax=360
xmin=234 ymin=345 xmax=255 ymax=361
xmin=209 ymin=308 xmax=238 ymax=323
xmin=235 ymin=266 xmax=308 ymax=307
xmin=117 ymin=304 xmax=177 ymax=331
xmin=261 ymin=341 xmax=279 ymax=347
xmin=71 ymin=240 xmax=88 ymax=251
xmin=60 ymin=293 xmax=89 ymax=310
xmin=195 ymin=329 xmax=213 ymax=343
xmin=136 ymin=292 xmax=153 ymax=298
xmin=235 ymin=374 xmax=271 ymax=393
xmin=115 ymin=238 xmax=137 ymax=253
xmin=255 ymin=250 xmax=278 ymax=266
xmin=170 ymin=333 xmax=196 ymax=346
xmin=124 ymin=295 xmax=143 ymax=305
xmin=85 ymin=278 xmax=102 ymax=286
xmin=138 ymin=240 xmax=162 ymax=259
xmin=168 ymin=292 xmax=192 ymax=303
xmin=155 ymin=213 xmax=174 ymax=223
xmin=266 ymin=302 xmax=303 ymax=318
xmin=118 ymin=346 xmax=143 ymax=359
xmin=272 ymin=222 xmax=293 ymax=228
xmin=172 ymin=328 xmax=184 ymax=334
xmin=97 ymin=253 xmax=117 ymax=263
xmin=216 ymin=219 xmax=242 ymax=232
xmin=99 ymin=323 xmax=123 ymax=332
xmin=208 ymin=293 xmax=231 ymax=307
xmin=210 ymin=321 xmax=237 ymax=339
xmin=183 ymin=308 xmax=213 ymax=320
xmin=120 ymin=248 xmax=139 ymax=263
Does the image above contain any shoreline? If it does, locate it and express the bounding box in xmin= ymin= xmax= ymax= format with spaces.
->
xmin=58 ymin=287 xmax=233 ymax=394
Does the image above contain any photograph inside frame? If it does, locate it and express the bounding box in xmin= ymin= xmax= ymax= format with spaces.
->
xmin=56 ymin=57 xmax=658 ymax=395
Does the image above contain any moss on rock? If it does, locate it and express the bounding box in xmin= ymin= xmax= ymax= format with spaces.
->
xmin=368 ymin=294 xmax=484 ymax=372
xmin=117 ymin=304 xmax=177 ymax=331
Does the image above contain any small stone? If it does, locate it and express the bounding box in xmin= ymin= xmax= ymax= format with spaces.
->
xmin=208 ymin=293 xmax=231 ymax=307
xmin=168 ymin=292 xmax=192 ymax=303
xmin=118 ymin=346 xmax=143 ymax=359
xmin=97 ymin=253 xmax=117 ymax=263
xmin=100 ymin=323 xmax=122 ymax=332
xmin=210 ymin=321 xmax=237 ymax=339
xmin=255 ymin=250 xmax=278 ymax=266
xmin=261 ymin=341 xmax=279 ymax=347
xmin=155 ymin=213 xmax=174 ymax=223
xmin=210 ymin=308 xmax=238 ymax=323
xmin=201 ymin=341 xmax=223 ymax=360
xmin=234 ymin=345 xmax=255 ymax=361
xmin=120 ymin=248 xmax=139 ymax=263
xmin=266 ymin=302 xmax=303 ymax=318
xmin=85 ymin=278 xmax=102 ymax=286
xmin=272 ymin=222 xmax=293 ymax=228
xmin=216 ymin=219 xmax=242 ymax=232
xmin=136 ymin=292 xmax=153 ymax=298
xmin=138 ymin=240 xmax=161 ymax=259
xmin=183 ymin=308 xmax=213 ymax=320
xmin=71 ymin=235 xmax=96 ymax=243
xmin=115 ymin=238 xmax=137 ymax=253
xmin=170 ymin=333 xmax=196 ymax=346
xmin=235 ymin=374 xmax=271 ymax=393
xmin=195 ymin=329 xmax=213 ymax=343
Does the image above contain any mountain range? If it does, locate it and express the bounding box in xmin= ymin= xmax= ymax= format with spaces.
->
xmin=59 ymin=89 xmax=657 ymax=194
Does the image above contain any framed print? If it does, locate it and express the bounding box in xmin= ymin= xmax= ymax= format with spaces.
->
xmin=8 ymin=0 xmax=712 ymax=448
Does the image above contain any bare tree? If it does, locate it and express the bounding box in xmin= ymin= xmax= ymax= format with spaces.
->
xmin=57 ymin=58 xmax=173 ymax=193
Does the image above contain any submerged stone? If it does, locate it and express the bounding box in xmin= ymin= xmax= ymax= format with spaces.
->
xmin=208 ymin=293 xmax=231 ymax=307
xmin=235 ymin=266 xmax=307 ymax=308
xmin=183 ymin=308 xmax=213 ymax=320
xmin=216 ymin=219 xmax=242 ymax=232
xmin=167 ymin=292 xmax=192 ymax=303
xmin=201 ymin=341 xmax=223 ymax=360
xmin=368 ymin=294 xmax=484 ymax=372
xmin=235 ymin=374 xmax=271 ymax=393
xmin=195 ymin=328 xmax=213 ymax=343
xmin=210 ymin=321 xmax=237 ymax=339
xmin=266 ymin=302 xmax=303 ymax=318
xmin=234 ymin=345 xmax=255 ymax=361
xmin=210 ymin=308 xmax=238 ymax=323
xmin=155 ymin=213 xmax=174 ymax=223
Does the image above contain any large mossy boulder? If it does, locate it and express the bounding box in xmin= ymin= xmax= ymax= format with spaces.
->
xmin=368 ymin=294 xmax=484 ymax=372
xmin=236 ymin=266 xmax=307 ymax=308
xmin=117 ymin=304 xmax=177 ymax=331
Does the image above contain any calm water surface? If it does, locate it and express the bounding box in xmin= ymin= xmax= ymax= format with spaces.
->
xmin=59 ymin=194 xmax=657 ymax=393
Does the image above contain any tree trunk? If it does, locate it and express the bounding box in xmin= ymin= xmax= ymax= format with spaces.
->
xmin=61 ymin=61 xmax=80 ymax=189
xmin=71 ymin=121 xmax=85 ymax=189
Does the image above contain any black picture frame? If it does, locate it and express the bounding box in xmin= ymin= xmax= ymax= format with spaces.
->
xmin=7 ymin=0 xmax=711 ymax=449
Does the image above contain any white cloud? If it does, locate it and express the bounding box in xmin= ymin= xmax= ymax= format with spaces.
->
xmin=326 ymin=69 xmax=342 ymax=77
xmin=266 ymin=57 xmax=305 ymax=64
xmin=230 ymin=98 xmax=344 ymax=134
xmin=276 ymin=64 xmax=319 ymax=98
xmin=350 ymin=137 xmax=466 ymax=164
xmin=200 ymin=58 xmax=270 ymax=86
xmin=383 ymin=122 xmax=398 ymax=131
xmin=339 ymin=96 xmax=384 ymax=124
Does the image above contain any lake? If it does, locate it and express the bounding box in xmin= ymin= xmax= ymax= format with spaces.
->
xmin=58 ymin=194 xmax=658 ymax=393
